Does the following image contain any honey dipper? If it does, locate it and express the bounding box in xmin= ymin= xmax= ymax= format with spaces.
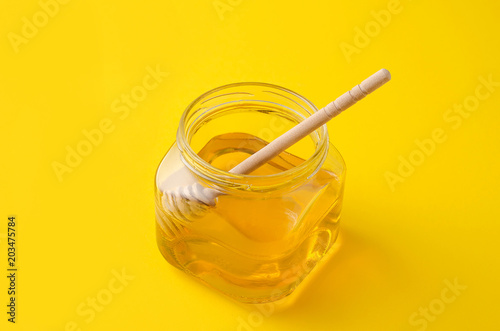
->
xmin=161 ymin=69 xmax=391 ymax=220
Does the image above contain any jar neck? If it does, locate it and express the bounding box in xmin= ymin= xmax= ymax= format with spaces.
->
xmin=176 ymin=82 xmax=329 ymax=193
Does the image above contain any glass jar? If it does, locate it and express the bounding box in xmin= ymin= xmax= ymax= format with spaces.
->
xmin=154 ymin=82 xmax=346 ymax=304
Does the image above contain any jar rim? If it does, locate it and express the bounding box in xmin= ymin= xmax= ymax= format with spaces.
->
xmin=176 ymin=82 xmax=330 ymax=191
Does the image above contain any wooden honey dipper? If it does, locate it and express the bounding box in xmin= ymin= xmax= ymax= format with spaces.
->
xmin=161 ymin=69 xmax=391 ymax=221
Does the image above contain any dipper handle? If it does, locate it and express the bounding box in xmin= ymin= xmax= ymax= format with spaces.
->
xmin=229 ymin=69 xmax=391 ymax=175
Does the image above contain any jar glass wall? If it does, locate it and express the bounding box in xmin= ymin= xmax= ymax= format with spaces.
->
xmin=154 ymin=83 xmax=346 ymax=303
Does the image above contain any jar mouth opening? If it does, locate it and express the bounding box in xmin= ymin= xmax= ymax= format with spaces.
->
xmin=177 ymin=82 xmax=329 ymax=190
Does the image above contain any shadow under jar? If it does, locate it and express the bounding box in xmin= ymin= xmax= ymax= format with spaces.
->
xmin=154 ymin=83 xmax=346 ymax=303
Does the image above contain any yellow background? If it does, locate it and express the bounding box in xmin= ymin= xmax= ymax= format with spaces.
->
xmin=1 ymin=0 xmax=499 ymax=330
